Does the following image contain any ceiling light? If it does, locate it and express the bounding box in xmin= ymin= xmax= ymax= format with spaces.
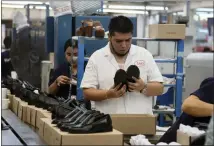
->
xmin=36 ymin=6 xmax=52 ymax=10
xmin=146 ymin=6 xmax=168 ymax=11
xmin=103 ymin=9 xmax=148 ymax=14
xmin=2 ymin=1 xmax=43 ymax=5
xmin=2 ymin=4 xmax=24 ymax=8
xmin=103 ymin=4 xmax=168 ymax=11
xmin=108 ymin=5 xmax=145 ymax=10
xmin=196 ymin=8 xmax=213 ymax=12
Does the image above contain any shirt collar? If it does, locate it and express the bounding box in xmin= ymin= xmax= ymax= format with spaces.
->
xmin=103 ymin=42 xmax=136 ymax=57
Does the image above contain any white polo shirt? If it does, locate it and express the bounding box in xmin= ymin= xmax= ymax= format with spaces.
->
xmin=81 ymin=43 xmax=163 ymax=114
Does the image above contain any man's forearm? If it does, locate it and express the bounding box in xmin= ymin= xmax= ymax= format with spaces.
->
xmin=48 ymin=81 xmax=59 ymax=95
xmin=182 ymin=95 xmax=214 ymax=117
xmin=83 ymin=88 xmax=108 ymax=101
xmin=145 ymin=82 xmax=164 ymax=96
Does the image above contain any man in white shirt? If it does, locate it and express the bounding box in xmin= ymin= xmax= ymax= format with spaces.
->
xmin=81 ymin=16 xmax=163 ymax=114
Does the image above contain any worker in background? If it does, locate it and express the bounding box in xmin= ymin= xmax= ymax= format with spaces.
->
xmin=49 ymin=39 xmax=87 ymax=99
xmin=2 ymin=36 xmax=14 ymax=78
xmin=159 ymin=77 xmax=214 ymax=143
xmin=81 ymin=16 xmax=163 ymax=114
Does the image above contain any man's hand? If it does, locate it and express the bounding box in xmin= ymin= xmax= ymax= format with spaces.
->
xmin=56 ymin=75 xmax=70 ymax=86
xmin=128 ymin=77 xmax=145 ymax=92
xmin=106 ymin=83 xmax=127 ymax=99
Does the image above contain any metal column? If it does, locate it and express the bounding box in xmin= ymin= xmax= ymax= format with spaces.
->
xmin=175 ymin=40 xmax=184 ymax=117
xmin=77 ymin=37 xmax=85 ymax=100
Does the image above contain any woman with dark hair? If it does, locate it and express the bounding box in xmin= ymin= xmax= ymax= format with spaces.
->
xmin=48 ymin=39 xmax=86 ymax=99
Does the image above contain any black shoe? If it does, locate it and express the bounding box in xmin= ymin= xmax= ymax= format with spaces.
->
xmin=126 ymin=65 xmax=140 ymax=83
xmin=57 ymin=109 xmax=83 ymax=127
xmin=59 ymin=110 xmax=97 ymax=131
xmin=51 ymin=105 xmax=74 ymax=124
xmin=114 ymin=69 xmax=127 ymax=90
xmin=126 ymin=65 xmax=140 ymax=91
xmin=68 ymin=114 xmax=113 ymax=134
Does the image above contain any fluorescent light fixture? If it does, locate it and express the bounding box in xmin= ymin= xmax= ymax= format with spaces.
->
xmin=36 ymin=6 xmax=52 ymax=10
xmin=103 ymin=4 xmax=168 ymax=11
xmin=2 ymin=4 xmax=52 ymax=10
xmin=103 ymin=9 xmax=148 ymax=14
xmin=146 ymin=6 xmax=168 ymax=11
xmin=2 ymin=4 xmax=24 ymax=8
xmin=2 ymin=1 xmax=43 ymax=5
xmin=196 ymin=8 xmax=213 ymax=12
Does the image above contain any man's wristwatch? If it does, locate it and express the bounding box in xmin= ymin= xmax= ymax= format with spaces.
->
xmin=140 ymin=83 xmax=147 ymax=95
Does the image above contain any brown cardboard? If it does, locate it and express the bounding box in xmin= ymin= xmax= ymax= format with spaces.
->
xmin=31 ymin=106 xmax=38 ymax=127
xmin=43 ymin=118 xmax=55 ymax=145
xmin=36 ymin=108 xmax=51 ymax=128
xmin=22 ymin=105 xmax=28 ymax=122
xmin=149 ymin=24 xmax=186 ymax=39
xmin=38 ymin=118 xmax=49 ymax=139
xmin=43 ymin=111 xmax=52 ymax=118
xmin=12 ymin=96 xmax=21 ymax=115
xmin=111 ymin=114 xmax=156 ymax=135
xmin=26 ymin=105 xmax=36 ymax=125
xmin=43 ymin=118 xmax=123 ymax=146
xmin=17 ymin=101 xmax=28 ymax=121
xmin=26 ymin=105 xmax=31 ymax=124
xmin=177 ymin=130 xmax=197 ymax=145
xmin=7 ymin=94 xmax=14 ymax=109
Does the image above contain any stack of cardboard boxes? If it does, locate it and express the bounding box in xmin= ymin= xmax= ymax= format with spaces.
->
xmin=6 ymin=92 xmax=158 ymax=145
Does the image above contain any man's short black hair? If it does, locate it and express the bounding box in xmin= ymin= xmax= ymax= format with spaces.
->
xmin=64 ymin=39 xmax=78 ymax=52
xmin=4 ymin=36 xmax=12 ymax=49
xmin=108 ymin=15 xmax=133 ymax=36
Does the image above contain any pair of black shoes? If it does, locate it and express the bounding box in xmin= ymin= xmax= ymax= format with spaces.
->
xmin=114 ymin=65 xmax=140 ymax=91
xmin=52 ymin=99 xmax=112 ymax=134
xmin=2 ymin=77 xmax=63 ymax=110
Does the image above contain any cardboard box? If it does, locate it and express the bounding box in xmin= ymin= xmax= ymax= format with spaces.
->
xmin=12 ymin=96 xmax=21 ymax=115
xmin=31 ymin=106 xmax=38 ymax=127
xmin=36 ymin=108 xmax=52 ymax=128
xmin=7 ymin=94 xmax=14 ymax=109
xmin=37 ymin=118 xmax=49 ymax=139
xmin=43 ymin=118 xmax=123 ymax=146
xmin=18 ymin=101 xmax=28 ymax=121
xmin=177 ymin=130 xmax=198 ymax=145
xmin=111 ymin=114 xmax=156 ymax=135
xmin=149 ymin=24 xmax=186 ymax=39
xmin=26 ymin=105 xmax=36 ymax=125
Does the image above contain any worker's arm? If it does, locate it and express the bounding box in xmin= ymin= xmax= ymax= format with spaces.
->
xmin=48 ymin=75 xmax=70 ymax=95
xmin=182 ymin=95 xmax=214 ymax=117
xmin=145 ymin=82 xmax=164 ymax=96
xmin=83 ymin=88 xmax=107 ymax=101
xmin=128 ymin=77 xmax=163 ymax=96
xmin=83 ymin=84 xmax=127 ymax=101
xmin=48 ymin=80 xmax=59 ymax=95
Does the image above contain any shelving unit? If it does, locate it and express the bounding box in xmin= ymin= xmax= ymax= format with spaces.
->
xmin=72 ymin=36 xmax=184 ymax=118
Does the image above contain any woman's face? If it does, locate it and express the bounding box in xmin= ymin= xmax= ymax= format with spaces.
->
xmin=65 ymin=46 xmax=78 ymax=64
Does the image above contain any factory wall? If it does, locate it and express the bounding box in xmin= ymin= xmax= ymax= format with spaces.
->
xmin=2 ymin=7 xmax=54 ymax=20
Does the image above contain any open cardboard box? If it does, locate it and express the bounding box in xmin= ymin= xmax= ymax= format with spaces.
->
xmin=177 ymin=130 xmax=198 ymax=145
xmin=18 ymin=101 xmax=28 ymax=121
xmin=149 ymin=24 xmax=186 ymax=39
xmin=37 ymin=118 xmax=49 ymax=139
xmin=12 ymin=96 xmax=21 ymax=115
xmin=111 ymin=114 xmax=156 ymax=135
xmin=26 ymin=105 xmax=37 ymax=125
xmin=36 ymin=108 xmax=52 ymax=128
xmin=7 ymin=94 xmax=14 ymax=109
xmin=42 ymin=118 xmax=123 ymax=146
